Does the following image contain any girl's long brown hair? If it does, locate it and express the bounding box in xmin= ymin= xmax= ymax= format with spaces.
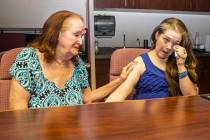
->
xmin=151 ymin=18 xmax=198 ymax=96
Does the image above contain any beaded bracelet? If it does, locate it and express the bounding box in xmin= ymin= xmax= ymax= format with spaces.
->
xmin=178 ymin=71 xmax=188 ymax=79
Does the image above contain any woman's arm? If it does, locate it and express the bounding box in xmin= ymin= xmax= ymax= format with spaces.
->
xmin=9 ymin=78 xmax=30 ymax=110
xmin=82 ymin=62 xmax=135 ymax=103
xmin=82 ymin=77 xmax=125 ymax=103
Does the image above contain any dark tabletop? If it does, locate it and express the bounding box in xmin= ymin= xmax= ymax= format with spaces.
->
xmin=0 ymin=96 xmax=210 ymax=140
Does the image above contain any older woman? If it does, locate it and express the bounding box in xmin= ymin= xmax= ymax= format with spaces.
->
xmin=9 ymin=10 xmax=133 ymax=110
xmin=106 ymin=17 xmax=199 ymax=102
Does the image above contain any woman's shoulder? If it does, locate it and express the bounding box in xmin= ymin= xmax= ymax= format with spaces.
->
xmin=14 ymin=47 xmax=40 ymax=67
xmin=20 ymin=47 xmax=35 ymax=52
xmin=10 ymin=47 xmax=40 ymax=75
xmin=17 ymin=47 xmax=37 ymax=58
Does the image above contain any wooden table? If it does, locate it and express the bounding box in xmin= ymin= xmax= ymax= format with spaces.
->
xmin=0 ymin=96 xmax=210 ymax=140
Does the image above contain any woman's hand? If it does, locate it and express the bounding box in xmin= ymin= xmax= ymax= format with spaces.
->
xmin=89 ymin=61 xmax=137 ymax=102
xmin=174 ymin=45 xmax=187 ymax=66
xmin=119 ymin=61 xmax=137 ymax=81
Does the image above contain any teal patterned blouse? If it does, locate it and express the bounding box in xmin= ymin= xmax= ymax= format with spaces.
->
xmin=10 ymin=47 xmax=89 ymax=108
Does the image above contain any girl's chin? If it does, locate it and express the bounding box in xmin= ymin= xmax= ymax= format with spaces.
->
xmin=159 ymin=53 xmax=170 ymax=59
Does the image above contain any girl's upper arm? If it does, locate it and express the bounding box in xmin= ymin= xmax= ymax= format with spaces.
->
xmin=123 ymin=56 xmax=145 ymax=90
xmin=106 ymin=57 xmax=145 ymax=101
xmin=121 ymin=61 xmax=143 ymax=92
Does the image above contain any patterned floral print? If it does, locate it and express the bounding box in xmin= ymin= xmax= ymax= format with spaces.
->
xmin=10 ymin=48 xmax=89 ymax=108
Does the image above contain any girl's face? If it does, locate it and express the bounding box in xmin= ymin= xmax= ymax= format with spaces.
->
xmin=57 ymin=17 xmax=86 ymax=58
xmin=155 ymin=29 xmax=182 ymax=60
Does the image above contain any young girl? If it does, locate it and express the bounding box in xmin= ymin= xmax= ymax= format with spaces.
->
xmin=106 ymin=17 xmax=198 ymax=101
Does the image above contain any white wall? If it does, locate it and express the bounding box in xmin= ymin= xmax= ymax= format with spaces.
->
xmin=0 ymin=0 xmax=87 ymax=28
xmin=94 ymin=11 xmax=210 ymax=48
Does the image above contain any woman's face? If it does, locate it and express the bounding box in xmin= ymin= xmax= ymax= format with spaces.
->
xmin=155 ymin=29 xmax=182 ymax=60
xmin=57 ymin=17 xmax=86 ymax=58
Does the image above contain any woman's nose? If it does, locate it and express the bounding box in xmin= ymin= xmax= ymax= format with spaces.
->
xmin=77 ymin=36 xmax=84 ymax=44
